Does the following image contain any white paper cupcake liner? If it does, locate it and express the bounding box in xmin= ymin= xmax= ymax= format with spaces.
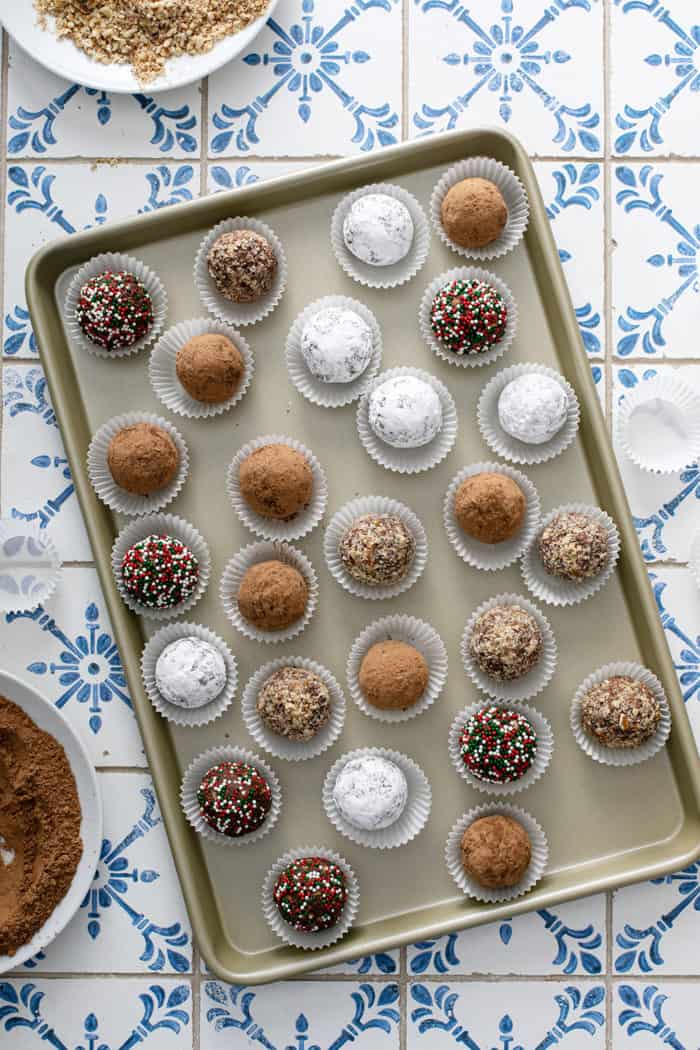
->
xmin=285 ymin=295 xmax=383 ymax=408
xmin=194 ymin=217 xmax=288 ymax=327
xmin=477 ymin=362 xmax=581 ymax=465
xmin=180 ymin=745 xmax=281 ymax=847
xmin=0 ymin=519 xmax=61 ymax=614
xmin=64 ymin=252 xmax=167 ymax=360
xmin=347 ymin=615 xmax=448 ymax=723
xmin=445 ymin=803 xmax=548 ymax=903
xmin=140 ymin=621 xmax=237 ymax=728
xmin=570 ymin=661 xmax=672 ymax=767
xmin=148 ymin=317 xmax=254 ymax=419
xmin=261 ymin=845 xmax=360 ymax=950
xmin=615 ymin=373 xmax=700 ymax=475
xmin=322 ymin=747 xmax=432 ymax=849
xmin=220 ymin=541 xmax=318 ymax=644
xmin=324 ymin=495 xmax=428 ymax=601
xmin=448 ymin=701 xmax=553 ymax=797
xmin=111 ymin=513 xmax=210 ymax=620
xmin=460 ymin=592 xmax=557 ymax=702
xmin=521 ymin=503 xmax=621 ymax=608
xmin=330 ymin=182 xmax=430 ymax=290
xmin=241 ymin=656 xmax=346 ymax=761
xmin=419 ymin=266 xmax=517 ymax=369
xmin=87 ymin=411 xmax=189 ymax=517
xmin=226 ymin=434 xmax=328 ymax=542
xmin=356 ymin=366 xmax=458 ymax=474
xmin=443 ymin=462 xmax=541 ymax=572
xmin=430 ymin=156 xmax=529 ymax=261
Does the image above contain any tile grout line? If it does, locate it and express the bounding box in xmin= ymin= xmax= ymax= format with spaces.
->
xmin=603 ymin=0 xmax=613 ymax=440
xmin=0 ymin=30 xmax=9 ymax=516
xmin=5 ymin=152 xmax=700 ymax=165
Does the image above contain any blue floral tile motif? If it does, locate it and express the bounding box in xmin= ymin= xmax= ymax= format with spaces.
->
xmin=209 ymin=0 xmax=401 ymax=155
xmin=612 ymin=1 xmax=700 ymax=156
xmin=539 ymin=161 xmax=603 ymax=355
xmin=616 ymin=864 xmax=700 ymax=975
xmin=651 ymin=573 xmax=700 ymax=704
xmin=202 ymin=980 xmax=400 ymax=1048
xmin=7 ymin=81 xmax=198 ymax=156
xmin=210 ymin=164 xmax=260 ymax=191
xmin=409 ymin=983 xmax=605 ymax=1047
xmin=617 ymin=985 xmax=684 ymax=1046
xmin=5 ymin=601 xmax=130 ymax=737
xmin=614 ymin=165 xmax=698 ymax=357
xmin=0 ymin=981 xmax=190 ymax=1048
xmin=411 ymin=0 xmax=601 ymax=152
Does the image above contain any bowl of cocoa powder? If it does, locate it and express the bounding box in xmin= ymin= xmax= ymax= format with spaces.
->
xmin=0 ymin=671 xmax=101 ymax=971
xmin=2 ymin=0 xmax=281 ymax=94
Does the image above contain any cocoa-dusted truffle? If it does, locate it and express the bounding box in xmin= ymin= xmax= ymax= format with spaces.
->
xmin=581 ymin=675 xmax=661 ymax=749
xmin=455 ymin=472 xmax=526 ymax=544
xmin=257 ymin=666 xmax=331 ymax=741
xmin=239 ymin=444 xmax=313 ymax=521
xmin=176 ymin=333 xmax=244 ymax=403
xmin=440 ymin=177 xmax=508 ymax=250
xmin=197 ymin=759 xmax=272 ymax=837
xmin=538 ymin=511 xmax=609 ymax=582
xmin=359 ymin=640 xmax=429 ymax=711
xmin=237 ymin=560 xmax=308 ymax=631
xmin=461 ymin=814 xmax=531 ymax=889
xmin=207 ymin=229 xmax=277 ymax=303
xmin=469 ymin=604 xmax=542 ymax=682
xmin=76 ymin=270 xmax=154 ymax=351
xmin=339 ymin=514 xmax=415 ymax=586
xmin=273 ymin=856 xmax=347 ymax=934
xmin=107 ymin=422 xmax=179 ymax=496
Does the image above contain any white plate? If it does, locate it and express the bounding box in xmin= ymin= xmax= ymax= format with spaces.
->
xmin=1 ymin=1 xmax=280 ymax=94
xmin=0 ymin=671 xmax=102 ymax=973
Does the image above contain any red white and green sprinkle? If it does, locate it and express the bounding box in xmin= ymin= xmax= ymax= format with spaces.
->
xmin=273 ymin=856 xmax=347 ymax=933
xmin=460 ymin=705 xmax=537 ymax=784
xmin=430 ymin=278 xmax=507 ymax=356
xmin=197 ymin=760 xmax=272 ymax=837
xmin=76 ymin=269 xmax=154 ymax=351
xmin=120 ymin=533 xmax=199 ymax=610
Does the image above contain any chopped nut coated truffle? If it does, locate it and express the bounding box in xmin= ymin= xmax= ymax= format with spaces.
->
xmin=581 ymin=675 xmax=662 ymax=749
xmin=257 ymin=666 xmax=331 ymax=741
xmin=207 ymin=230 xmax=277 ymax=304
xmin=469 ymin=604 xmax=542 ymax=682
xmin=538 ymin=511 xmax=610 ymax=582
xmin=339 ymin=514 xmax=415 ymax=586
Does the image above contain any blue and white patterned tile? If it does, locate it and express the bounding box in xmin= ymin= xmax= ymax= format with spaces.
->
xmin=207 ymin=0 xmax=402 ymax=158
xmin=408 ymin=896 xmax=606 ymax=977
xmin=408 ymin=0 xmax=603 ymax=156
xmin=3 ymin=161 xmax=199 ymax=359
xmin=0 ymin=565 xmax=143 ymax=767
xmin=613 ymin=859 xmax=700 ymax=978
xmin=12 ymin=772 xmax=191 ymax=975
xmin=611 ymin=163 xmax=700 ymax=360
xmin=647 ymin=565 xmax=700 ymax=743
xmin=200 ymin=979 xmax=400 ymax=1048
xmin=612 ymin=364 xmax=700 ymax=564
xmin=407 ymin=982 xmax=606 ymax=1048
xmin=611 ymin=1 xmax=700 ymax=158
xmin=2 ymin=364 xmax=90 ymax=560
xmin=206 ymin=159 xmax=315 ymax=194
xmin=535 ymin=161 xmax=604 ymax=357
xmin=6 ymin=40 xmax=200 ymax=158
xmin=614 ymin=982 xmax=698 ymax=1048
xmin=0 ymin=978 xmax=192 ymax=1050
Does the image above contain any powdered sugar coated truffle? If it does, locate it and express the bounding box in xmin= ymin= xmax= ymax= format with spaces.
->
xmin=332 ymin=754 xmax=408 ymax=831
xmin=498 ymin=374 xmax=569 ymax=445
xmin=369 ymin=375 xmax=443 ymax=449
xmin=343 ymin=194 xmax=414 ymax=267
xmin=301 ymin=307 xmax=373 ymax=384
xmin=155 ymin=636 xmax=227 ymax=709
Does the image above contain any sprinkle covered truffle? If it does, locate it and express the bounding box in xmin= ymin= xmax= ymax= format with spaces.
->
xmin=120 ymin=533 xmax=199 ymax=610
xmin=273 ymin=856 xmax=347 ymax=933
xmin=538 ymin=511 xmax=610 ymax=582
xmin=76 ymin=270 xmax=154 ymax=351
xmin=459 ymin=705 xmax=537 ymax=783
xmin=197 ymin=760 xmax=272 ymax=837
xmin=430 ymin=278 xmax=507 ymax=357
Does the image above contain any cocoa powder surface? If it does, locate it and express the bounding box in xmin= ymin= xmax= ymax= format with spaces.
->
xmin=0 ymin=695 xmax=83 ymax=957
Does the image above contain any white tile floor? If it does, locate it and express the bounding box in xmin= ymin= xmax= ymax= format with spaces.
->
xmin=2 ymin=2 xmax=700 ymax=1047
